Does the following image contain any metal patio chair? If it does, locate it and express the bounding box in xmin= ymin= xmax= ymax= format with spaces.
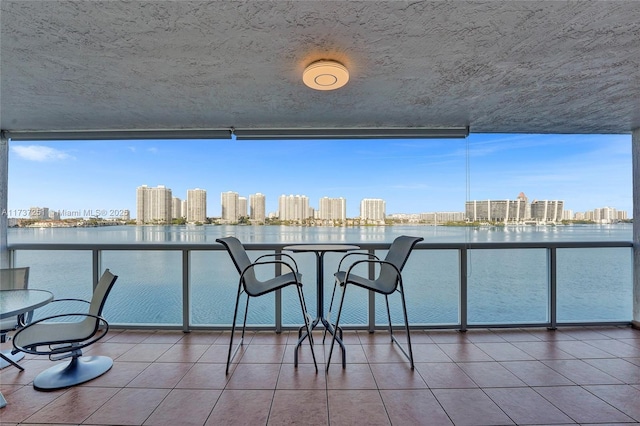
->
xmin=11 ymin=269 xmax=118 ymax=391
xmin=216 ymin=236 xmax=317 ymax=374
xmin=326 ymin=235 xmax=423 ymax=371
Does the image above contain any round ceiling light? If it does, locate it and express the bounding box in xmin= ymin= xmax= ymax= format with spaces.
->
xmin=303 ymin=60 xmax=349 ymax=91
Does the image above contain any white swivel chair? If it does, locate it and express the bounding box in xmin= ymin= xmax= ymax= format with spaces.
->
xmin=11 ymin=269 xmax=118 ymax=390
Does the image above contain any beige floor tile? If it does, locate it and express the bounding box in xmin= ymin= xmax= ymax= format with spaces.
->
xmin=205 ymin=389 xmax=273 ymax=425
xmin=473 ymin=342 xmax=535 ymax=361
xmin=326 ymin=363 xmax=377 ymax=389
xmin=83 ymin=387 xmax=170 ymax=425
xmin=432 ymin=388 xmax=514 ymax=426
xmin=81 ymin=360 xmax=149 ymax=388
xmin=380 ymin=389 xmax=453 ymax=425
xmin=127 ymin=362 xmax=193 ymax=388
xmin=437 ymin=343 xmax=493 ymax=362
xmin=143 ymin=388 xmax=221 ymax=426
xmin=584 ymin=357 xmax=640 ymax=384
xmin=457 ymin=361 xmax=526 ymax=387
xmin=24 ymin=386 xmax=119 ymax=424
xmin=369 ymin=363 xmax=427 ymax=389
xmin=0 ymin=385 xmax=68 ymax=424
xmin=327 ymin=389 xmax=390 ymax=426
xmin=276 ymin=362 xmax=325 ymax=389
xmin=583 ymin=384 xmax=640 ymax=421
xmin=543 ymin=359 xmax=623 ymax=385
xmin=238 ymin=344 xmax=285 ymax=364
xmin=415 ymin=362 xmax=478 ymax=389
xmin=499 ymin=360 xmax=575 ymax=386
xmin=117 ymin=343 xmax=173 ymax=362
xmin=484 ymin=387 xmax=573 ymax=424
xmin=269 ymin=389 xmax=328 ymax=425
xmin=156 ymin=343 xmax=209 ymax=363
xmin=534 ymin=385 xmax=634 ymax=423
xmin=511 ymin=340 xmax=576 ymax=360
xmin=175 ymin=363 xmax=230 ymax=389
xmin=410 ymin=343 xmax=453 ymax=363
xmin=225 ymin=363 xmax=281 ymax=389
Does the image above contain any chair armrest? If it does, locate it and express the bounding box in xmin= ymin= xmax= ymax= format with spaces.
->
xmin=343 ymin=259 xmax=402 ymax=286
xmin=255 ymin=253 xmax=300 ymax=272
xmin=337 ymin=252 xmax=381 ymax=272
xmin=12 ymin=312 xmax=109 ymax=356
xmin=50 ymin=298 xmax=90 ymax=304
xmin=240 ymin=259 xmax=301 ymax=283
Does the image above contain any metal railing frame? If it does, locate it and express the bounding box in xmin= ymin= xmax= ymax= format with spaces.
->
xmin=7 ymin=240 xmax=633 ymax=332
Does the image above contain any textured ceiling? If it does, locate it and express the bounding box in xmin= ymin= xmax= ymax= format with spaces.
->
xmin=1 ymin=0 xmax=639 ymax=137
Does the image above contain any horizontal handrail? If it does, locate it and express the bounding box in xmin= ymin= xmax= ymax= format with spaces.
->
xmin=8 ymin=240 xmax=633 ymax=251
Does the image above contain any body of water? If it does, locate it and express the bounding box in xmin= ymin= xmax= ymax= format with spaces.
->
xmin=8 ymin=224 xmax=634 ymax=327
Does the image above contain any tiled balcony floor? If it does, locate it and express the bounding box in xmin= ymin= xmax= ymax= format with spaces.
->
xmin=1 ymin=326 xmax=639 ymax=425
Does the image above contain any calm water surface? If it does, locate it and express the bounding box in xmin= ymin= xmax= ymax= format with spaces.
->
xmin=8 ymin=224 xmax=633 ymax=326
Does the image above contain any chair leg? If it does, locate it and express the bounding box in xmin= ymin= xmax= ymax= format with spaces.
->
xmin=241 ymin=296 xmax=250 ymax=341
xmin=226 ymin=288 xmax=244 ymax=375
xmin=385 ymin=295 xmax=393 ymax=341
xmin=323 ymin=278 xmax=339 ymax=343
xmin=326 ymin=283 xmax=347 ymax=372
xmin=399 ymin=286 xmax=414 ymax=369
xmin=296 ymin=285 xmax=318 ymax=372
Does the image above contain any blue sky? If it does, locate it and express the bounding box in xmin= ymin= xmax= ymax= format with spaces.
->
xmin=7 ymin=133 xmax=632 ymax=218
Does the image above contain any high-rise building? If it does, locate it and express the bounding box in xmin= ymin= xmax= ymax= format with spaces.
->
xmin=318 ymin=197 xmax=346 ymax=221
xmin=29 ymin=207 xmax=49 ymax=220
xmin=136 ymin=185 xmax=172 ymax=224
xmin=250 ymin=193 xmax=266 ymax=223
xmin=530 ymin=200 xmax=563 ymax=222
xmin=465 ymin=192 xmax=531 ymax=223
xmin=172 ymin=197 xmax=182 ymax=219
xmin=187 ymin=188 xmax=207 ymax=223
xmin=238 ymin=197 xmax=247 ymax=219
xmin=360 ymin=198 xmax=386 ymax=221
xmin=278 ymin=194 xmax=310 ymax=222
xmin=221 ymin=191 xmax=239 ymax=222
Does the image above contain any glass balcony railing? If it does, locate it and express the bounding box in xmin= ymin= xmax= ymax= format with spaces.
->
xmin=8 ymin=241 xmax=633 ymax=331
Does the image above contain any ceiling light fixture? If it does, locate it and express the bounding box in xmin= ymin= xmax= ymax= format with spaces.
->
xmin=303 ymin=60 xmax=349 ymax=91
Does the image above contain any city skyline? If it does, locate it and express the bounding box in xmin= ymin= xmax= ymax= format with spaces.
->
xmin=6 ymin=133 xmax=632 ymax=218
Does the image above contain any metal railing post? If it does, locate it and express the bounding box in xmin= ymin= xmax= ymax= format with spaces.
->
xmin=92 ymin=249 xmax=101 ymax=290
xmin=368 ymin=248 xmax=376 ymax=332
xmin=182 ymin=250 xmax=190 ymax=332
xmin=549 ymin=247 xmax=557 ymax=330
xmin=460 ymin=248 xmax=468 ymax=332
xmin=275 ymin=249 xmax=282 ymax=333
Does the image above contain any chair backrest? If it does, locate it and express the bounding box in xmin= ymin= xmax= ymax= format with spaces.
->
xmin=88 ymin=269 xmax=118 ymax=318
xmin=216 ymin=237 xmax=257 ymax=283
xmin=0 ymin=267 xmax=30 ymax=331
xmin=377 ymin=236 xmax=424 ymax=288
xmin=0 ymin=267 xmax=29 ymax=291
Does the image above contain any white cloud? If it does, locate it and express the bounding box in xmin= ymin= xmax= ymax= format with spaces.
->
xmin=11 ymin=145 xmax=73 ymax=162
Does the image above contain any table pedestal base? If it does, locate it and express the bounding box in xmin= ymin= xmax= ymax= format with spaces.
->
xmin=295 ymin=317 xmax=346 ymax=368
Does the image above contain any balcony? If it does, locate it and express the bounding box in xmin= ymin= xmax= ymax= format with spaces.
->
xmin=1 ymin=241 xmax=638 ymax=424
